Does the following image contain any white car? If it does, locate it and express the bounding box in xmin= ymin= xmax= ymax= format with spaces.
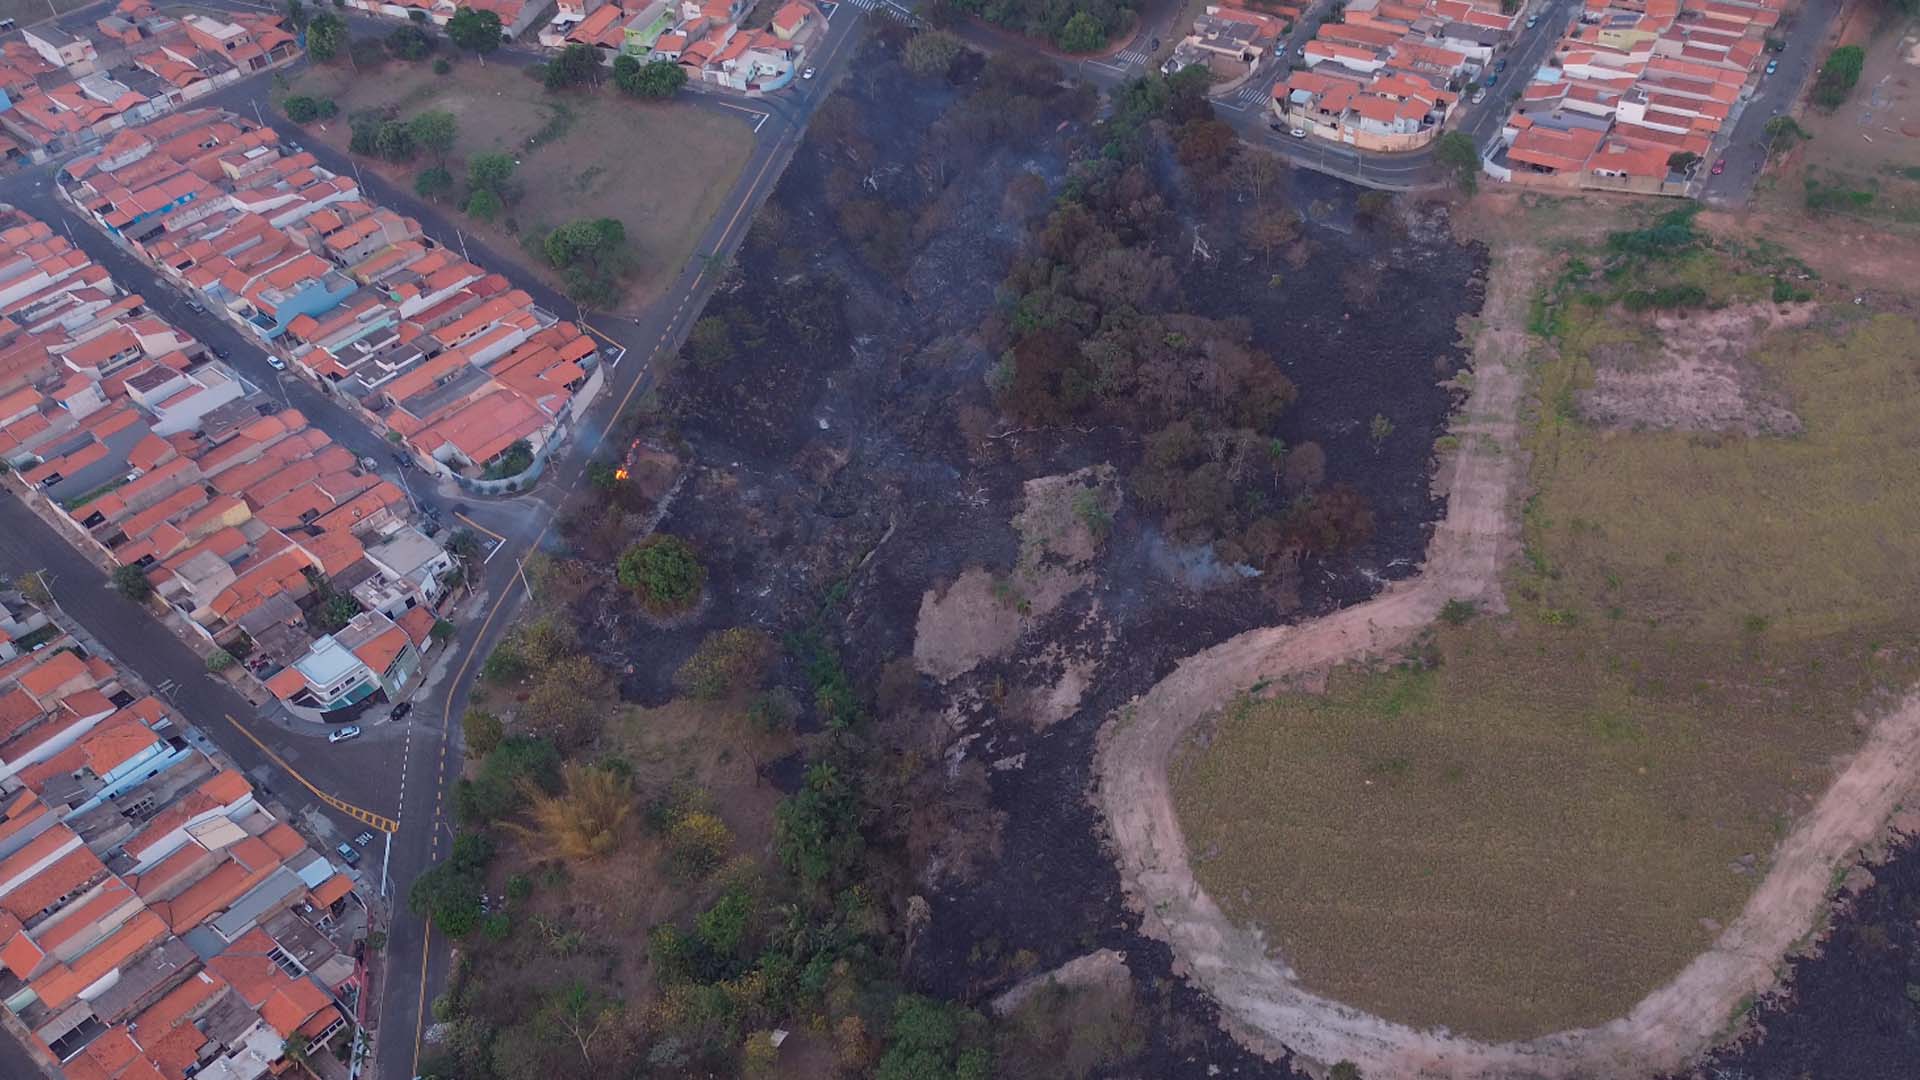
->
xmin=802 ymin=67 xmax=816 ymax=80
xmin=328 ymin=725 xmax=361 ymax=743
xmin=266 ymin=356 xmax=287 ymax=371
xmin=1290 ymin=127 xmax=1308 ymax=138
xmin=1472 ymin=86 xmax=1487 ymax=104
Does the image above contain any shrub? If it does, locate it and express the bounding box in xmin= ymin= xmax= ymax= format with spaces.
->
xmin=464 ymin=187 xmax=503 ymax=222
xmin=461 ymin=709 xmax=504 ymax=757
xmin=1812 ymin=45 xmax=1865 ymax=109
xmin=663 ymin=809 xmax=732 ymax=882
xmin=205 ymin=650 xmax=236 ymax=673
xmin=1438 ymin=599 xmax=1477 ymax=626
xmin=480 ymin=643 xmax=528 ymax=682
xmin=675 ymin=628 xmax=774 ymax=699
xmin=544 ymin=43 xmax=601 ymax=89
xmin=434 ymin=57 xmax=452 ymax=75
xmin=611 ymin=54 xmax=687 ymax=98
xmin=902 ymin=30 xmax=962 ymax=78
xmin=617 ymin=534 xmax=706 ymax=614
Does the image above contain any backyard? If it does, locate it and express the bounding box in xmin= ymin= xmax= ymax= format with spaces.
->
xmin=1169 ymin=201 xmax=1920 ymax=1040
xmin=286 ymin=57 xmax=753 ymax=311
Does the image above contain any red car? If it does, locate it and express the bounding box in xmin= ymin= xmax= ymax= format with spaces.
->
xmin=1711 ymin=158 xmax=1727 ymax=175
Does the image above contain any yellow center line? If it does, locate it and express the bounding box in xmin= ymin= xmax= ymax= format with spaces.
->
xmin=222 ymin=715 xmax=398 ymax=831
xmin=453 ymin=511 xmax=507 ymax=544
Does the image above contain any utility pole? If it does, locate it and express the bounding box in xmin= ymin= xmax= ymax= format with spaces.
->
xmin=250 ymin=97 xmax=266 ymax=128
xmin=379 ymin=830 xmax=392 ymax=898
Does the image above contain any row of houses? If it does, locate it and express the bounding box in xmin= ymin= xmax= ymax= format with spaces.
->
xmin=1275 ymin=0 xmax=1519 ymax=151
xmin=56 ymin=108 xmax=608 ymax=495
xmin=543 ymin=0 xmax=823 ymax=92
xmin=0 ymin=201 xmax=454 ymax=724
xmin=0 ymin=598 xmax=363 ymax=1078
xmin=1489 ymin=0 xmax=1782 ymax=192
xmin=0 ymin=1 xmax=297 ymax=166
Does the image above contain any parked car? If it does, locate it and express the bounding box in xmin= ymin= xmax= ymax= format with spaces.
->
xmin=802 ymin=67 xmax=815 ymax=79
xmin=266 ymin=356 xmax=287 ymax=371
xmin=328 ymin=725 xmax=361 ymax=743
xmin=336 ymin=842 xmax=360 ymax=866
xmin=354 ymin=831 xmax=375 ymax=847
xmin=1270 ymin=121 xmax=1286 ymax=132
xmin=1711 ymin=158 xmax=1727 ymax=175
xmin=1290 ymin=127 xmax=1307 ymax=138
xmin=1525 ymin=13 xmax=1539 ymax=26
xmin=393 ymin=451 xmax=414 ymax=470
xmin=1495 ymin=58 xmax=1508 ymax=73
xmin=359 ymin=456 xmax=379 ymax=472
xmin=186 ymin=300 xmax=206 ymax=314
xmin=1765 ymin=58 xmax=1779 ymax=75
xmin=1485 ymin=73 xmax=1498 ymax=88
xmin=1472 ymin=86 xmax=1488 ymax=104
xmin=213 ymin=346 xmax=230 ymax=359
xmin=390 ymin=701 xmax=413 ymax=722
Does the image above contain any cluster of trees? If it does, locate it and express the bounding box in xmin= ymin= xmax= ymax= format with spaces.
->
xmin=281 ymin=94 xmax=338 ymax=123
xmin=931 ymin=0 xmax=1130 ymax=53
xmin=543 ymin=217 xmax=634 ymax=306
xmin=612 ymin=54 xmax=689 ymax=98
xmin=348 ymin=108 xmax=456 ymax=165
xmin=988 ymin=67 xmax=1372 ymax=572
xmin=1813 ymin=44 xmax=1865 ymax=109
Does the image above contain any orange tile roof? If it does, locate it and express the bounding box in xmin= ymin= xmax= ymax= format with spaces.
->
xmin=0 ymin=845 xmax=105 ymax=920
xmin=29 ymin=908 xmax=166 ymax=1009
xmin=79 ymin=717 xmax=161 ymax=776
xmin=19 ymin=649 xmax=90 ymax=700
xmin=309 ymin=872 xmax=353 ymax=909
xmin=351 ymin=624 xmax=410 ymax=676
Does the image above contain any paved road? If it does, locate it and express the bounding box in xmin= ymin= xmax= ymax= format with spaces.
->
xmin=1701 ymin=0 xmax=1841 ymax=204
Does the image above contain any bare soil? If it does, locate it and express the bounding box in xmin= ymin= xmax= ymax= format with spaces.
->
xmin=1579 ymin=303 xmax=1810 ymax=435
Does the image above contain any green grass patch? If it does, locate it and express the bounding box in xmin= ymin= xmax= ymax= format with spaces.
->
xmin=1172 ymin=231 xmax=1920 ymax=1041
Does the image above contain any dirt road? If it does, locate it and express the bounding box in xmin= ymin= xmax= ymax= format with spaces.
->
xmin=1092 ymin=240 xmax=1920 ymax=1078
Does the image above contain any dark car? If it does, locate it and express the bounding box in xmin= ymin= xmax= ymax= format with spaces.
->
xmin=213 ymin=346 xmax=230 ymax=359
xmin=390 ymin=701 xmax=414 ymax=722
xmin=392 ymin=451 xmax=414 ymax=470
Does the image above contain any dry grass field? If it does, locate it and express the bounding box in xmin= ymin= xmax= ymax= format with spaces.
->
xmin=289 ymin=58 xmax=753 ymax=311
xmin=1170 ymin=204 xmax=1920 ymax=1039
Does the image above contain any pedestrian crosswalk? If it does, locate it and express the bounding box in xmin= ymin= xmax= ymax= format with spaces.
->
xmin=844 ymin=0 xmax=917 ymax=23
xmin=1215 ymin=78 xmax=1276 ymax=111
xmin=1111 ymin=44 xmax=1152 ymax=67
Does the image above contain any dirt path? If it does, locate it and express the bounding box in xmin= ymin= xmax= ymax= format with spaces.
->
xmin=1092 ymin=240 xmax=1920 ymax=1078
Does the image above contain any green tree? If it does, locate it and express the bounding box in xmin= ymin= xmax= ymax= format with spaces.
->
xmin=545 ymin=43 xmax=601 ymax=88
xmin=902 ymin=30 xmax=962 ymax=78
xmin=282 ymin=1033 xmax=311 ymax=1065
xmin=373 ymin=119 xmax=417 ymax=161
xmin=306 ymin=12 xmax=347 ymax=61
xmin=111 ymin=564 xmax=153 ymax=602
xmin=1666 ymin=150 xmax=1700 ymax=173
xmin=1434 ymin=130 xmax=1479 ymax=192
xmin=612 ymin=54 xmax=687 ymax=98
xmin=462 ymin=708 xmax=504 ymax=757
xmin=1813 ymin=44 xmax=1865 ymax=108
xmin=616 ymin=534 xmax=706 ymax=614
xmin=409 ymin=109 xmax=457 ymax=161
xmin=875 ymin=996 xmax=991 ymax=1080
xmin=464 ymin=187 xmax=503 ymax=222
xmin=386 ymin=23 xmax=435 ymax=59
xmin=446 ymin=6 xmax=503 ymax=58
xmin=466 ymin=151 xmax=516 ymax=197
xmin=544 ymin=217 xmax=625 ymax=269
xmin=285 ymin=0 xmax=310 ymax=30
xmin=774 ymin=763 xmax=864 ymax=893
xmin=1055 ymin=11 xmax=1106 ymax=52
xmin=281 ymin=94 xmax=337 ymax=123
xmin=415 ymin=165 xmax=455 ymax=201
xmin=205 ymin=649 xmax=236 ymax=673
xmin=1330 ymin=1064 xmax=1364 ymax=1080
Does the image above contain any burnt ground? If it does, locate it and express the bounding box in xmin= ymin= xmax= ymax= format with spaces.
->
xmin=560 ymin=33 xmax=1483 ymax=1079
xmin=1678 ymin=835 xmax=1920 ymax=1080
